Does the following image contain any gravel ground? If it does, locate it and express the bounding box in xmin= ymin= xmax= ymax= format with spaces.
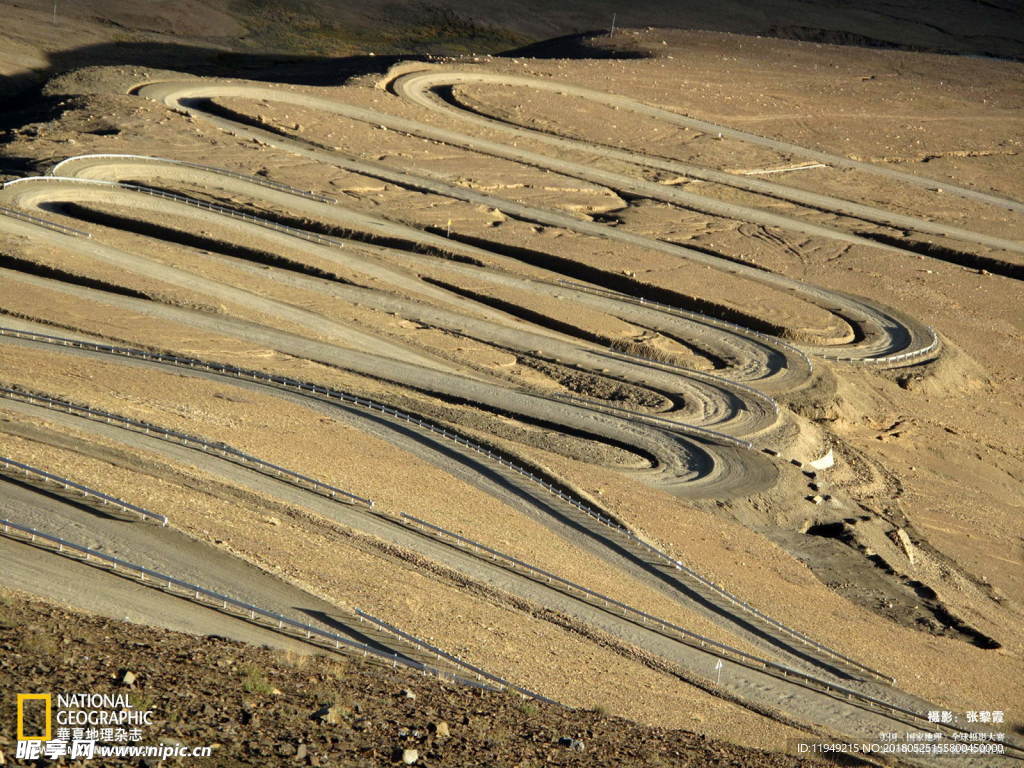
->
xmin=0 ymin=590 xmax=816 ymax=768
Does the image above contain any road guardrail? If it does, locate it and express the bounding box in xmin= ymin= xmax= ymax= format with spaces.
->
xmin=0 ymin=456 xmax=167 ymax=526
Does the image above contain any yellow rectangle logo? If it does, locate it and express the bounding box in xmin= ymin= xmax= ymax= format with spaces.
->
xmin=17 ymin=693 xmax=51 ymax=741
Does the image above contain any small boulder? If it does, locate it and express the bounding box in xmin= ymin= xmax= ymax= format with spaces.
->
xmin=558 ymin=737 xmax=585 ymax=752
xmin=311 ymin=705 xmax=341 ymax=725
xmin=401 ymin=748 xmax=419 ymax=764
xmin=277 ymin=742 xmax=296 ymax=757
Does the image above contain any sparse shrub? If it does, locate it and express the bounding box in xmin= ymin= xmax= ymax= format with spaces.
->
xmin=19 ymin=628 xmax=59 ymax=657
xmin=240 ymin=663 xmax=274 ymax=695
xmin=518 ymin=701 xmax=539 ymax=718
xmin=128 ymin=692 xmax=156 ymax=712
xmin=318 ymin=654 xmax=349 ymax=680
xmin=275 ymin=649 xmax=309 ymax=670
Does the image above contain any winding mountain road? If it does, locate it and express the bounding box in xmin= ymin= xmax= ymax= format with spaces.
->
xmin=1 ymin=65 xmax=1021 ymax=764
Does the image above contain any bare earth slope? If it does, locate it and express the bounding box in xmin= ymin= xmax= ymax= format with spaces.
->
xmin=1 ymin=0 xmax=1021 ymax=101
xmin=0 ymin=22 xmax=1022 ymax=767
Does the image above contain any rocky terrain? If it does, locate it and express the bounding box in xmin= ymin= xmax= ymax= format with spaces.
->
xmin=0 ymin=589 xmax=814 ymax=767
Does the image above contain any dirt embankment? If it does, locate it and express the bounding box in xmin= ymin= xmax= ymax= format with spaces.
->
xmin=0 ymin=589 xmax=813 ymax=768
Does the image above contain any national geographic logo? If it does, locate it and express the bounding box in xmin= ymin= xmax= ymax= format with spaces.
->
xmin=16 ymin=693 xmax=52 ymax=741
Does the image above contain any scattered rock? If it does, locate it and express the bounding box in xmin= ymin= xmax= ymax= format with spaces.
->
xmin=2 ymin=585 xmax=857 ymax=766
xmin=118 ymin=669 xmax=137 ymax=687
xmin=311 ymin=705 xmax=341 ymax=725
xmin=401 ymin=688 xmax=417 ymax=700
xmin=559 ymin=737 xmax=585 ymax=751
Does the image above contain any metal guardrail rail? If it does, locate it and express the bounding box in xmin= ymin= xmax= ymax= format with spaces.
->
xmin=0 ymin=386 xmax=373 ymax=508
xmin=0 ymin=517 xmax=508 ymax=694
xmin=0 ymin=324 xmax=892 ymax=685
xmin=555 ymin=279 xmax=939 ymax=367
xmin=822 ymin=341 xmax=941 ymax=366
xmin=0 ymin=380 xmax=806 ymax=675
xmin=0 ymin=383 xmax=942 ymax=731
xmin=0 ymin=378 xmax=879 ymax=695
xmin=0 ymin=204 xmax=93 ymax=238
xmin=4 ymin=176 xmax=345 ymax=250
xmin=50 ymin=154 xmax=338 ymax=204
xmin=392 ymin=514 xmax=987 ymax=740
xmin=0 ymin=456 xmax=168 ymax=526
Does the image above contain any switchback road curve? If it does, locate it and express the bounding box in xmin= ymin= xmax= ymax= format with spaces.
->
xmin=137 ymin=77 xmax=944 ymax=363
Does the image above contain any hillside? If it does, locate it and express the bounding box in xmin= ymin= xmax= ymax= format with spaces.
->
xmin=1 ymin=7 xmax=1022 ymax=767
